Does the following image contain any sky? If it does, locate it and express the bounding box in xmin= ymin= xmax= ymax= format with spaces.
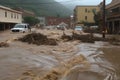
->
xmin=55 ymin=0 xmax=112 ymax=5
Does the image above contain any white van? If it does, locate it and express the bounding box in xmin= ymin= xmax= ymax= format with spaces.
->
xmin=11 ymin=23 xmax=31 ymax=33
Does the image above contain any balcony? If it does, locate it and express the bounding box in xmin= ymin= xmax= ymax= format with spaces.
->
xmin=107 ymin=7 xmax=120 ymax=19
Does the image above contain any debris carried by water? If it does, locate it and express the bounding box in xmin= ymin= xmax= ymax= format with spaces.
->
xmin=61 ymin=33 xmax=108 ymax=43
xmin=40 ymin=70 xmax=61 ymax=80
xmin=0 ymin=42 xmax=9 ymax=47
xmin=22 ymin=71 xmax=35 ymax=77
xmin=18 ymin=33 xmax=58 ymax=45
xmin=109 ymin=37 xmax=120 ymax=46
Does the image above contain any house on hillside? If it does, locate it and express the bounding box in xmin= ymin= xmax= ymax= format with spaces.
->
xmin=106 ymin=0 xmax=120 ymax=34
xmin=57 ymin=22 xmax=68 ymax=30
xmin=74 ymin=6 xmax=100 ymax=26
xmin=46 ymin=17 xmax=71 ymax=29
xmin=37 ymin=17 xmax=46 ymax=27
xmin=0 ymin=5 xmax=22 ymax=31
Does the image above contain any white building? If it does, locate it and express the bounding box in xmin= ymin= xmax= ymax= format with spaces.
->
xmin=0 ymin=5 xmax=22 ymax=30
xmin=38 ymin=17 xmax=46 ymax=27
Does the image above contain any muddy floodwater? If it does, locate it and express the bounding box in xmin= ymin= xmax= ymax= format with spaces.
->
xmin=62 ymin=42 xmax=118 ymax=80
xmin=0 ymin=41 xmax=119 ymax=80
xmin=0 ymin=31 xmax=120 ymax=80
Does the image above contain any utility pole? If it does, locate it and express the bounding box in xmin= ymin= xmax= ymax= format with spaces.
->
xmin=102 ymin=0 xmax=106 ymax=38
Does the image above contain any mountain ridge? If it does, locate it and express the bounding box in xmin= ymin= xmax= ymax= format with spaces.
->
xmin=0 ymin=0 xmax=72 ymax=17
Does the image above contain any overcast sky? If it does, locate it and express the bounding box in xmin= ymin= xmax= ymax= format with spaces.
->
xmin=55 ymin=0 xmax=112 ymax=5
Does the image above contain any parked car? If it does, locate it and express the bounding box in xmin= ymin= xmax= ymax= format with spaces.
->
xmin=74 ymin=26 xmax=83 ymax=31
xmin=11 ymin=23 xmax=31 ymax=33
xmin=74 ymin=26 xmax=84 ymax=34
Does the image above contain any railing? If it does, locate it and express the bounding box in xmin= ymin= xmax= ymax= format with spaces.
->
xmin=107 ymin=12 xmax=120 ymax=18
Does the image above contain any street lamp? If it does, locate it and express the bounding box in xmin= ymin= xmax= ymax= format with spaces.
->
xmin=102 ymin=0 xmax=106 ymax=38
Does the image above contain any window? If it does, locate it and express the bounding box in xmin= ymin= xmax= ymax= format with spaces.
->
xmin=92 ymin=9 xmax=96 ymax=13
xmin=14 ymin=13 xmax=16 ymax=19
xmin=85 ymin=8 xmax=87 ymax=13
xmin=11 ymin=13 xmax=13 ymax=18
xmin=17 ymin=14 xmax=19 ymax=19
xmin=40 ymin=20 xmax=43 ymax=23
xmin=85 ymin=16 xmax=87 ymax=20
xmin=25 ymin=26 xmax=27 ymax=28
xmin=5 ymin=11 xmax=7 ymax=17
xmin=111 ymin=7 xmax=119 ymax=13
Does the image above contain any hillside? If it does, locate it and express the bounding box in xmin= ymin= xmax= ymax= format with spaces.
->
xmin=0 ymin=0 xmax=72 ymax=17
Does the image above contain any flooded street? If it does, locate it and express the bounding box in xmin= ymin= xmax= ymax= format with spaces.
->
xmin=0 ymin=30 xmax=120 ymax=80
xmin=101 ymin=47 xmax=120 ymax=80
xmin=0 ymin=0 xmax=120 ymax=79
xmin=62 ymin=42 xmax=118 ymax=80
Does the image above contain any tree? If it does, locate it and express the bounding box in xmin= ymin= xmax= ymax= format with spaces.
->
xmin=92 ymin=9 xmax=101 ymax=25
xmin=23 ymin=16 xmax=40 ymax=26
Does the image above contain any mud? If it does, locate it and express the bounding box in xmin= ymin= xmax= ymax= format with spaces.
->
xmin=19 ymin=33 xmax=58 ymax=45
xmin=15 ymin=42 xmax=118 ymax=80
xmin=0 ymin=30 xmax=119 ymax=80
xmin=62 ymin=42 xmax=118 ymax=80
xmin=61 ymin=33 xmax=109 ymax=43
xmin=101 ymin=47 xmax=120 ymax=79
xmin=0 ymin=42 xmax=9 ymax=47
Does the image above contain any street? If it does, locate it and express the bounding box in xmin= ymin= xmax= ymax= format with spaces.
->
xmin=0 ymin=30 xmax=120 ymax=80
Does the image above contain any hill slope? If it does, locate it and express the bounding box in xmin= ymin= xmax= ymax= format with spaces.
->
xmin=0 ymin=0 xmax=72 ymax=17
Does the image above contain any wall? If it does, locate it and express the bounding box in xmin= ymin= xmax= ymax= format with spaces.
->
xmin=46 ymin=17 xmax=71 ymax=28
xmin=75 ymin=6 xmax=100 ymax=24
xmin=0 ymin=8 xmax=22 ymax=23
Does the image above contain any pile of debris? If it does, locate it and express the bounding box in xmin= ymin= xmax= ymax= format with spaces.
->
xmin=61 ymin=33 xmax=108 ymax=43
xmin=0 ymin=42 xmax=9 ymax=47
xmin=19 ymin=33 xmax=57 ymax=45
xmin=109 ymin=37 xmax=120 ymax=46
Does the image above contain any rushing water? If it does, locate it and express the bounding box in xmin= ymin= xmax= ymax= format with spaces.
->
xmin=0 ymin=41 xmax=119 ymax=80
xmin=62 ymin=42 xmax=118 ymax=80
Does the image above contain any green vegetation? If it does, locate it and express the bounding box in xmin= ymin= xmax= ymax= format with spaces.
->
xmin=0 ymin=0 xmax=72 ymax=17
xmin=92 ymin=9 xmax=101 ymax=25
xmin=23 ymin=16 xmax=40 ymax=26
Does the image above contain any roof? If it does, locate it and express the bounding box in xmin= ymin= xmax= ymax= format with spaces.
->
xmin=16 ymin=23 xmax=29 ymax=25
xmin=59 ymin=22 xmax=68 ymax=26
xmin=22 ymin=9 xmax=34 ymax=15
xmin=75 ymin=5 xmax=99 ymax=10
xmin=0 ymin=5 xmax=22 ymax=14
xmin=76 ymin=5 xmax=98 ymax=8
xmin=106 ymin=0 xmax=120 ymax=9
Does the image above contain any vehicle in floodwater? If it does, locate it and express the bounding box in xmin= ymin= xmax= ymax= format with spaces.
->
xmin=11 ymin=23 xmax=31 ymax=33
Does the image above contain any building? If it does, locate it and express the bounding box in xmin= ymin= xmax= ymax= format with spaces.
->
xmin=14 ymin=8 xmax=35 ymax=18
xmin=38 ymin=17 xmax=46 ymax=27
xmin=74 ymin=6 xmax=100 ymax=26
xmin=106 ymin=0 xmax=120 ymax=34
xmin=15 ymin=8 xmax=35 ymax=17
xmin=0 ymin=5 xmax=22 ymax=31
xmin=46 ymin=17 xmax=71 ymax=28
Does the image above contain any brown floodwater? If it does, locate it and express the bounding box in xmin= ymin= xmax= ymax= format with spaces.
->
xmin=0 ymin=38 xmax=119 ymax=80
xmin=101 ymin=47 xmax=120 ymax=80
xmin=62 ymin=42 xmax=119 ymax=80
